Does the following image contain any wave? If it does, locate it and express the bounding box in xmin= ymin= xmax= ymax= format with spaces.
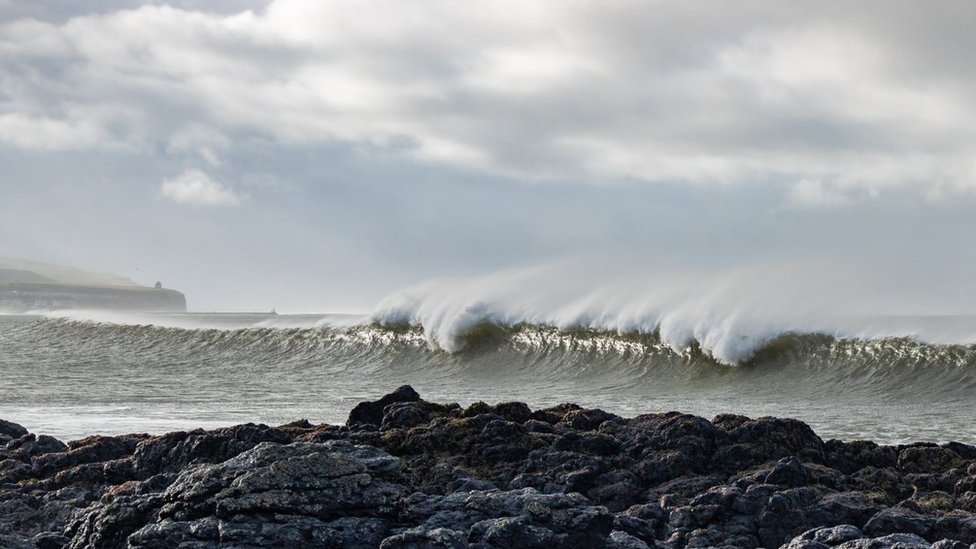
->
xmin=8 ymin=311 xmax=976 ymax=442
xmin=24 ymin=312 xmax=976 ymax=372
xmin=368 ymin=262 xmax=976 ymax=364
xmin=9 ymin=253 xmax=976 ymax=443
xmin=32 ymin=257 xmax=976 ymax=365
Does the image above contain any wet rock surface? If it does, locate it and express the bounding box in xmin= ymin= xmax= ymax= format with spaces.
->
xmin=4 ymin=387 xmax=976 ymax=548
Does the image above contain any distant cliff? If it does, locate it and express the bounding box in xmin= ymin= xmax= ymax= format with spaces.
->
xmin=0 ymin=283 xmax=186 ymax=312
xmin=0 ymin=256 xmax=186 ymax=312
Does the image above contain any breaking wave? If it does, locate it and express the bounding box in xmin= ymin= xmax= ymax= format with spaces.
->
xmin=367 ymin=261 xmax=976 ymax=364
xmin=21 ymin=313 xmax=976 ymax=394
xmin=6 ymin=307 xmax=976 ymax=442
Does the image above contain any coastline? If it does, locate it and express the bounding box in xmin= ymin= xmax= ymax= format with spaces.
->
xmin=2 ymin=387 xmax=974 ymax=548
xmin=0 ymin=283 xmax=186 ymax=313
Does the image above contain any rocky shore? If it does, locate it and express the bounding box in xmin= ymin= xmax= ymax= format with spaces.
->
xmin=3 ymin=387 xmax=976 ymax=548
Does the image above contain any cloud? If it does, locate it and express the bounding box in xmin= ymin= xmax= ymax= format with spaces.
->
xmin=166 ymin=125 xmax=230 ymax=166
xmin=0 ymin=1 xmax=974 ymax=198
xmin=0 ymin=113 xmax=106 ymax=150
xmin=160 ymin=169 xmax=242 ymax=206
xmin=4 ymin=1 xmax=976 ymax=313
xmin=788 ymin=179 xmax=853 ymax=208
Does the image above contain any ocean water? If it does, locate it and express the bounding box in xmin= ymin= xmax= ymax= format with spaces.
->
xmin=1 ymin=309 xmax=975 ymax=444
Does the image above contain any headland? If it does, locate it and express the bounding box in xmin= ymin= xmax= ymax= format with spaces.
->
xmin=0 ymin=257 xmax=185 ymax=313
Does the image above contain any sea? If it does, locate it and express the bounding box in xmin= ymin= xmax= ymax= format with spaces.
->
xmin=2 ymin=308 xmax=975 ymax=444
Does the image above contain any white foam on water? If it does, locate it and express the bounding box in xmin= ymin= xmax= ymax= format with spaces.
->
xmin=370 ymin=258 xmax=976 ymax=364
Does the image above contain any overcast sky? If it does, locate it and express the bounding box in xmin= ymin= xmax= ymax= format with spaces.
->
xmin=2 ymin=1 xmax=975 ymax=312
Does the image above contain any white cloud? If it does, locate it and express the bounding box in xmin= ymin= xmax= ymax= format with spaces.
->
xmin=1 ymin=1 xmax=976 ymax=196
xmin=788 ymin=179 xmax=853 ymax=208
xmin=167 ymin=125 xmax=230 ymax=167
xmin=0 ymin=113 xmax=105 ymax=150
xmin=160 ymin=169 xmax=242 ymax=206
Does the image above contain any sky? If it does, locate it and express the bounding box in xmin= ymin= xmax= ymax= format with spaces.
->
xmin=1 ymin=1 xmax=975 ymax=312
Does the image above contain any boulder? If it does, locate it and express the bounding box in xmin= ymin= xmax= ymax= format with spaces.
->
xmin=346 ymin=385 xmax=421 ymax=426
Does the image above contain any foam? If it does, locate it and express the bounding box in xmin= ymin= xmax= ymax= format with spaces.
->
xmin=370 ymin=259 xmax=976 ymax=364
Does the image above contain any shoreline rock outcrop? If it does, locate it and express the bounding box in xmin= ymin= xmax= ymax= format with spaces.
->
xmin=3 ymin=386 xmax=976 ymax=548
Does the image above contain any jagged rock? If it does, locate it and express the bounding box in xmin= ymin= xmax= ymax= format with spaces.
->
xmin=379 ymin=526 xmax=467 ymax=548
xmin=863 ymin=507 xmax=933 ymax=538
xmin=825 ymin=440 xmax=898 ymax=474
xmin=606 ymin=529 xmax=654 ymax=548
xmin=5 ymin=434 xmax=68 ymax=462
xmin=129 ymin=516 xmax=390 ymax=548
xmin=347 ymin=385 xmax=421 ymax=426
xmin=66 ymin=492 xmax=165 ymax=549
xmin=930 ymin=511 xmax=976 ymax=543
xmin=33 ymin=435 xmax=143 ymax=478
xmin=898 ymin=446 xmax=966 ymax=475
xmin=3 ymin=389 xmax=976 ymax=549
xmin=781 ymin=529 xmax=934 ymax=548
xmin=0 ymin=457 xmax=31 ymax=483
xmin=836 ymin=532 xmax=931 ymax=548
xmin=33 ymin=531 xmax=70 ymax=549
xmin=72 ymin=440 xmax=407 ymax=547
xmin=0 ymin=419 xmax=29 ymax=444
xmin=788 ymin=524 xmax=865 ymax=545
xmin=399 ymin=488 xmax=613 ymax=548
xmin=380 ymin=401 xmax=460 ymax=431
xmin=130 ymin=422 xmax=291 ymax=478
xmin=929 ymin=540 xmax=969 ymax=549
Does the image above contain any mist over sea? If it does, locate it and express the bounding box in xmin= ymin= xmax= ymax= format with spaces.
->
xmin=3 ymin=304 xmax=975 ymax=444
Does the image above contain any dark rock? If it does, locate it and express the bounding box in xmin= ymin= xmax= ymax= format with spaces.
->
xmin=5 ymin=434 xmax=68 ymax=462
xmin=898 ymin=446 xmax=966 ymax=474
xmin=488 ymin=402 xmax=534 ymax=424
xmin=930 ymin=511 xmax=976 ymax=543
xmin=792 ymin=524 xmax=865 ymax=545
xmin=33 ymin=435 xmax=142 ymax=478
xmin=531 ymin=403 xmax=582 ymax=425
xmin=825 ymin=440 xmax=898 ymax=475
xmin=863 ymin=507 xmax=932 ymax=538
xmin=130 ymin=423 xmax=291 ymax=479
xmin=346 ymin=385 xmax=421 ymax=426
xmin=712 ymin=414 xmax=752 ymax=431
xmin=607 ymin=530 xmax=653 ymax=549
xmin=130 ymin=515 xmax=391 ymax=548
xmin=381 ymin=401 xmax=435 ymax=430
xmin=65 ymin=492 xmax=164 ymax=549
xmin=276 ymin=418 xmax=314 ymax=431
xmin=943 ymin=442 xmax=976 ymax=461
xmin=32 ymin=531 xmax=69 ymax=549
xmin=379 ymin=526 xmax=467 ymax=548
xmin=0 ymin=419 xmax=29 ymax=443
xmin=766 ymin=456 xmax=813 ymax=487
xmin=726 ymin=417 xmax=825 ymax=466
xmin=4 ymin=390 xmax=976 ymax=549
xmin=930 ymin=540 xmax=969 ymax=549
xmin=957 ymin=492 xmax=976 ymax=512
xmin=839 ymin=532 xmax=931 ymax=548
xmin=555 ymin=408 xmax=621 ymax=431
xmin=72 ymin=440 xmax=407 ymax=547
xmin=0 ymin=458 xmax=31 ymax=483
xmin=648 ymin=474 xmax=726 ymax=508
xmin=401 ymin=488 xmax=613 ymax=549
